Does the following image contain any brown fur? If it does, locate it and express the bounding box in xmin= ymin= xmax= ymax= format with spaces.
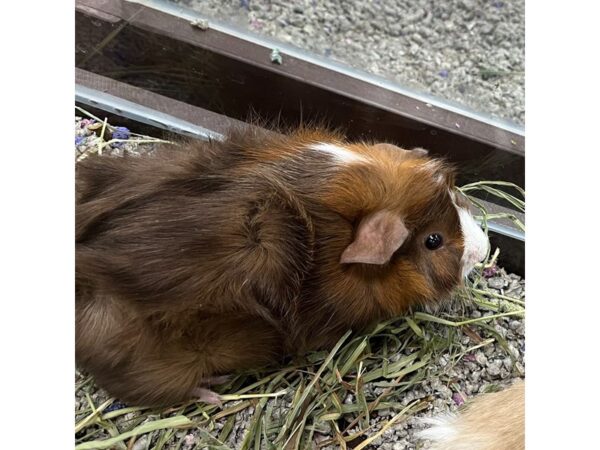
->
xmin=76 ymin=127 xmax=467 ymax=406
xmin=425 ymin=381 xmax=525 ymax=450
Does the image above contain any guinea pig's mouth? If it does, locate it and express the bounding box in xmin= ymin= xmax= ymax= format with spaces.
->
xmin=460 ymin=260 xmax=481 ymax=281
xmin=460 ymin=247 xmax=490 ymax=280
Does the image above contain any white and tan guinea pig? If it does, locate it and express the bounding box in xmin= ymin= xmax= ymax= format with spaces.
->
xmin=76 ymin=127 xmax=489 ymax=406
xmin=419 ymin=380 xmax=525 ymax=450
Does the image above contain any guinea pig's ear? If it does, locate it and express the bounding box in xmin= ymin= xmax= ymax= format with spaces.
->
xmin=409 ymin=147 xmax=429 ymax=157
xmin=373 ymin=143 xmax=429 ymax=158
xmin=340 ymin=210 xmax=409 ymax=265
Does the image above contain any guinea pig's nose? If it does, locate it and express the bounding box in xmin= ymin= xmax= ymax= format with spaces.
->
xmin=458 ymin=208 xmax=490 ymax=278
xmin=474 ymin=228 xmax=490 ymax=263
xmin=481 ymin=234 xmax=491 ymax=261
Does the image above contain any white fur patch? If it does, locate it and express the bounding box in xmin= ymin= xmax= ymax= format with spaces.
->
xmin=418 ymin=160 xmax=445 ymax=183
xmin=457 ymin=206 xmax=489 ymax=278
xmin=420 ymin=160 xmax=440 ymax=172
xmin=417 ymin=414 xmax=459 ymax=442
xmin=308 ymin=142 xmax=367 ymax=164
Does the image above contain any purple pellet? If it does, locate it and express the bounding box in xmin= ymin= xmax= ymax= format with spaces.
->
xmin=463 ymin=354 xmax=477 ymax=363
xmin=483 ymin=266 xmax=499 ymax=278
xmin=104 ymin=401 xmax=127 ymax=413
xmin=452 ymin=392 xmax=466 ymax=406
xmin=111 ymin=126 xmax=131 ymax=140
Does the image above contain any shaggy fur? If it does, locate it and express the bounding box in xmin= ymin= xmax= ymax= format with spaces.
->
xmin=420 ymin=381 xmax=525 ymax=450
xmin=76 ymin=127 xmax=472 ymax=406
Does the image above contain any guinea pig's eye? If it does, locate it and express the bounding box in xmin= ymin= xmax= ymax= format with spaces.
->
xmin=424 ymin=233 xmax=443 ymax=250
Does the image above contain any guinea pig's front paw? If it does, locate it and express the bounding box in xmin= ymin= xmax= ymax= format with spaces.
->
xmin=191 ymin=375 xmax=231 ymax=406
xmin=191 ymin=387 xmax=223 ymax=407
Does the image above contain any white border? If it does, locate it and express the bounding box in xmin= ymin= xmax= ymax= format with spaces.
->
xmin=527 ymin=1 xmax=600 ymax=447
xmin=1 ymin=0 xmax=74 ymax=447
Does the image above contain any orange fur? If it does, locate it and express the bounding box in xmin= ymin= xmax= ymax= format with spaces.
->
xmin=422 ymin=381 xmax=525 ymax=450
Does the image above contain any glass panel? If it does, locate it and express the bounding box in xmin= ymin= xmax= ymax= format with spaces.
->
xmin=162 ymin=0 xmax=524 ymax=126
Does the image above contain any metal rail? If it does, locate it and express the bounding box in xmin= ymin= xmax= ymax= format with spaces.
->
xmin=76 ymin=84 xmax=221 ymax=141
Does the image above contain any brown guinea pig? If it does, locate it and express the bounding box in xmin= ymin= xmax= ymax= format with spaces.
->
xmin=75 ymin=127 xmax=489 ymax=406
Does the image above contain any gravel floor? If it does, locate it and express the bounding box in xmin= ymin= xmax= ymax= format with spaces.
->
xmin=170 ymin=0 xmax=524 ymax=126
xmin=74 ymin=116 xmax=524 ymax=449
